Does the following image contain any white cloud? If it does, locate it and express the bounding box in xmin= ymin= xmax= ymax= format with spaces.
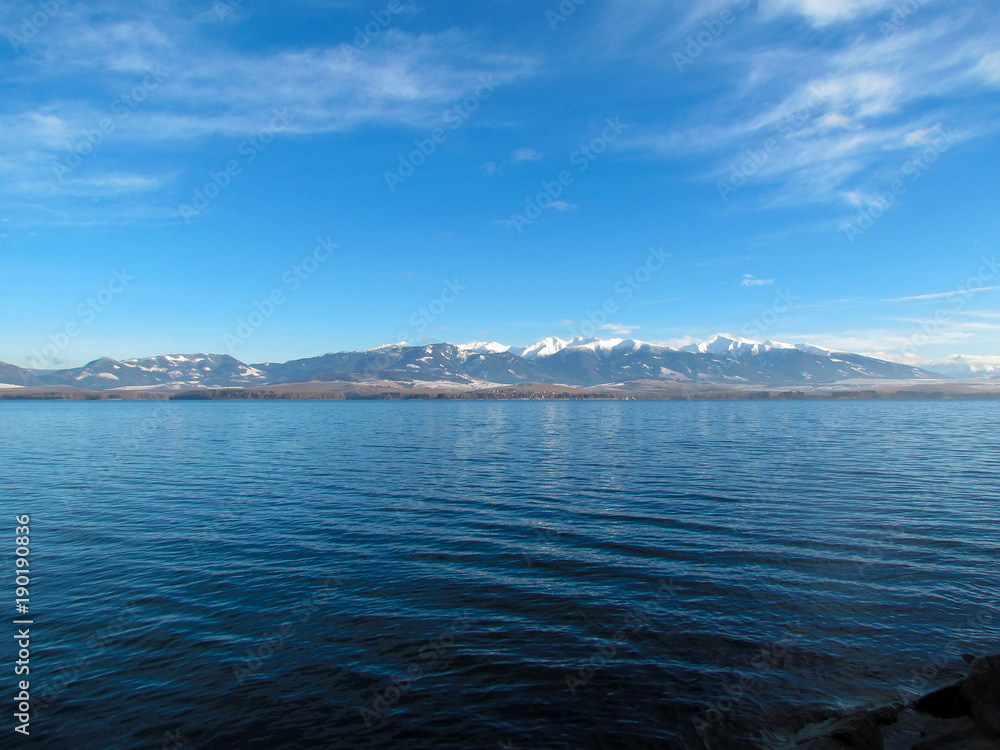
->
xmin=512 ymin=147 xmax=542 ymax=162
xmin=633 ymin=7 xmax=999 ymax=209
xmin=18 ymin=173 xmax=164 ymax=197
xmin=0 ymin=7 xmax=537 ymax=222
xmin=972 ymin=51 xmax=1000 ymax=85
xmin=741 ymin=274 xmax=774 ymax=287
xmin=599 ymin=323 xmax=640 ymax=335
xmin=904 ymin=126 xmax=943 ymax=146
xmin=771 ymin=321 xmax=1000 ymax=362
xmin=547 ymin=201 xmax=577 ymax=211
xmin=758 ymin=0 xmax=898 ymax=27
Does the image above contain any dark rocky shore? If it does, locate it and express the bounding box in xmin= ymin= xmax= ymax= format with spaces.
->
xmin=778 ymin=653 xmax=1000 ymax=749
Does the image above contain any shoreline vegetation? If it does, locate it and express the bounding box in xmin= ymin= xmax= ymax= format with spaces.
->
xmin=2 ymin=380 xmax=1000 ymax=401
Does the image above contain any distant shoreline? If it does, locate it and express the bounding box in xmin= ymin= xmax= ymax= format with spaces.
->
xmin=3 ymin=382 xmax=1000 ymax=402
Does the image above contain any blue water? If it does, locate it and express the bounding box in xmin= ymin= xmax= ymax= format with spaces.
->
xmin=2 ymin=400 xmax=998 ymax=749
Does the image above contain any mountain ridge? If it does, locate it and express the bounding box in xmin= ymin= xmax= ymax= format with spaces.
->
xmin=0 ymin=334 xmax=961 ymax=391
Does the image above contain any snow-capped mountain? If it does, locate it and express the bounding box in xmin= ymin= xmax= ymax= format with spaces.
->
xmin=256 ymin=336 xmax=935 ymax=388
xmin=261 ymin=343 xmax=557 ymax=385
xmin=37 ymin=354 xmax=268 ymax=390
xmin=676 ymin=333 xmax=930 ymax=382
xmin=5 ymin=334 xmax=952 ymax=392
xmin=125 ymin=354 xmax=268 ymax=388
xmin=548 ymin=337 xmax=654 ymax=356
xmin=680 ymin=334 xmax=828 ymax=357
xmin=515 ymin=336 xmax=572 ymax=359
xmin=464 ymin=336 xmax=655 ymax=360
xmin=458 ymin=336 xmax=571 ymax=359
xmin=458 ymin=341 xmax=514 ymax=355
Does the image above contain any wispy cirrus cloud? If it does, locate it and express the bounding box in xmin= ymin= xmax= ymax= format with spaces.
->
xmin=630 ymin=1 xmax=1000 ymax=211
xmin=758 ymin=0 xmax=901 ymax=26
xmin=0 ymin=3 xmax=537 ymax=223
xmin=881 ymin=285 xmax=1000 ymax=303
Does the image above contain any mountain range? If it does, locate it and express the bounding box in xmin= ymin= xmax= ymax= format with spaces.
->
xmin=2 ymin=334 xmax=985 ymax=393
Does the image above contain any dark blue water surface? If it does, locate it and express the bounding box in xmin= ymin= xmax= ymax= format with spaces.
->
xmin=2 ymin=400 xmax=998 ymax=749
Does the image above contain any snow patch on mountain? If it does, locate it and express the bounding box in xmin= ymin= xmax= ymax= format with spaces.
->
xmin=458 ymin=341 xmax=512 ymax=355
xmin=682 ymin=334 xmax=794 ymax=356
xmin=681 ymin=334 xmax=832 ymax=358
xmin=502 ymin=336 xmax=656 ymax=359
xmin=20 ymin=334 xmax=959 ymax=392
xmin=514 ymin=336 xmax=571 ymax=359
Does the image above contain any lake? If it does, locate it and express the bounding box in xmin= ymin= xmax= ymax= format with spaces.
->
xmin=3 ymin=400 xmax=998 ymax=749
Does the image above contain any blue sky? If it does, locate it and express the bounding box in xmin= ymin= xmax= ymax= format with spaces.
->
xmin=2 ymin=0 xmax=999 ymax=368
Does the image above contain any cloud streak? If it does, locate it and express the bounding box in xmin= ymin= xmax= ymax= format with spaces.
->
xmin=0 ymin=5 xmax=536 ymax=222
xmin=632 ymin=2 xmax=1000 ymax=210
xmin=882 ymin=285 xmax=1000 ymax=303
